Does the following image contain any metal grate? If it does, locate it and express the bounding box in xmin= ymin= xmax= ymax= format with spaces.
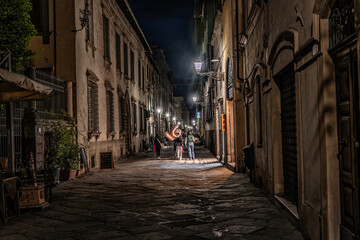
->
xmin=106 ymin=90 xmax=114 ymax=133
xmin=132 ymin=103 xmax=137 ymax=132
xmin=34 ymin=69 xmax=65 ymax=114
xmin=329 ymin=0 xmax=355 ymax=49
xmin=88 ymin=81 xmax=99 ymax=132
xmin=0 ymin=110 xmax=7 ymax=159
xmin=13 ymin=102 xmax=24 ymax=166
xmin=0 ymin=103 xmax=24 ymax=167
xmin=119 ymin=97 xmax=125 ymax=132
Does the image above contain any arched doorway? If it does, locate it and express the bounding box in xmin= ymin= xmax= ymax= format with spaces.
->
xmin=275 ymin=64 xmax=298 ymax=205
xmin=328 ymin=0 xmax=360 ymax=238
xmin=124 ymin=92 xmax=131 ymax=156
xmin=268 ymin=30 xmax=298 ymax=206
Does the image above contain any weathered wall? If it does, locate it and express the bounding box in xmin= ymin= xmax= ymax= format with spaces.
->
xmin=75 ymin=0 xmax=152 ymax=167
xmin=243 ymin=0 xmax=325 ymax=239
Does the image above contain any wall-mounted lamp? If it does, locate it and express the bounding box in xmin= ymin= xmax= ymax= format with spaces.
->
xmin=72 ymin=1 xmax=92 ymax=33
xmin=193 ymin=59 xmax=224 ymax=81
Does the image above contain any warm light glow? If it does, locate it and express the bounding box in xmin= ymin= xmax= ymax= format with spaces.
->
xmin=194 ymin=60 xmax=203 ymax=71
xmin=165 ymin=113 xmax=170 ymax=117
xmin=157 ymin=108 xmax=162 ymax=113
xmin=173 ymin=117 xmax=176 ymax=121
xmin=178 ymin=122 xmax=181 ymax=125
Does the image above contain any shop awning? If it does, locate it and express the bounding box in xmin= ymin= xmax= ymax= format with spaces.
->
xmin=0 ymin=68 xmax=53 ymax=103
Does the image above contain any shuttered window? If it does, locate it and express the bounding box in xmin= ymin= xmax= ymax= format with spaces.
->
xmin=124 ymin=43 xmax=128 ymax=77
xmin=116 ymin=33 xmax=121 ymax=70
xmin=130 ymin=50 xmax=135 ymax=81
xmin=106 ymin=90 xmax=114 ymax=133
xmin=88 ymin=81 xmax=99 ymax=132
xmin=138 ymin=60 xmax=141 ymax=88
xmin=139 ymin=105 xmax=143 ymax=132
xmin=132 ymin=103 xmax=137 ymax=132
xmin=119 ymin=97 xmax=125 ymax=132
xmin=103 ymin=15 xmax=110 ymax=58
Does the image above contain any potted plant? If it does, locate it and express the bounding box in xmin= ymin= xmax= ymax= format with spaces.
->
xmin=48 ymin=115 xmax=80 ymax=181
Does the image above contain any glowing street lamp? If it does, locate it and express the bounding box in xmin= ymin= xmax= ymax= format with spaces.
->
xmin=172 ymin=117 xmax=176 ymax=121
xmin=157 ymin=108 xmax=162 ymax=114
xmin=165 ymin=113 xmax=170 ymax=117
xmin=193 ymin=60 xmax=203 ymax=72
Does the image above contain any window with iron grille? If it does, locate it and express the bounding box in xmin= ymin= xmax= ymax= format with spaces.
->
xmin=142 ymin=66 xmax=145 ymax=91
xmin=119 ymin=97 xmax=125 ymax=132
xmin=130 ymin=50 xmax=135 ymax=81
xmin=139 ymin=105 xmax=143 ymax=132
xmin=124 ymin=43 xmax=128 ymax=77
xmin=143 ymin=107 xmax=147 ymax=132
xmin=88 ymin=81 xmax=99 ymax=132
xmin=132 ymin=103 xmax=137 ymax=132
xmin=103 ymin=15 xmax=110 ymax=58
xmin=206 ymin=89 xmax=213 ymax=122
xmin=116 ymin=33 xmax=121 ymax=70
xmin=106 ymin=90 xmax=114 ymax=133
xmin=138 ymin=60 xmax=141 ymax=88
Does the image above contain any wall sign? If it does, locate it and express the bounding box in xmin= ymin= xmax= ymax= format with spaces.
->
xmin=226 ymin=58 xmax=233 ymax=100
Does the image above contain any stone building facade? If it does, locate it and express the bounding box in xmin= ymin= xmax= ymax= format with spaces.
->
xmin=241 ymin=0 xmax=360 ymax=239
xmin=152 ymin=46 xmax=175 ymax=134
xmin=194 ymin=0 xmax=246 ymax=170
xmin=173 ymin=96 xmax=190 ymax=130
xmin=196 ymin=0 xmax=360 ymax=239
xmin=28 ymin=0 xmax=173 ymax=169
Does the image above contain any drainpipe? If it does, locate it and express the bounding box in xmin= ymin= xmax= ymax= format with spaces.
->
xmin=53 ymin=0 xmax=56 ymax=76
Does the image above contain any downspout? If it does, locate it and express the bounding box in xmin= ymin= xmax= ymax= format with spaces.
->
xmin=235 ymin=0 xmax=241 ymax=83
xmin=53 ymin=0 xmax=56 ymax=76
xmin=230 ymin=0 xmax=237 ymax=169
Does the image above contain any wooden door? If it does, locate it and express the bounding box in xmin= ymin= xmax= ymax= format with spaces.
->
xmin=334 ymin=44 xmax=360 ymax=239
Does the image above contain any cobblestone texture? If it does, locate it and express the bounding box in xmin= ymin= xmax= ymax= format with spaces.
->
xmin=0 ymin=146 xmax=304 ymax=240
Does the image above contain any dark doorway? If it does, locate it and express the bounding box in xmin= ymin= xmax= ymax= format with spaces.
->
xmin=277 ymin=65 xmax=298 ymax=205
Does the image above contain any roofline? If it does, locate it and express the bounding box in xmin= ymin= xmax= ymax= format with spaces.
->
xmin=116 ymin=0 xmax=152 ymax=54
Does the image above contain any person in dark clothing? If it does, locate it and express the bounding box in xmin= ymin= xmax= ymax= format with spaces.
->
xmin=154 ymin=134 xmax=163 ymax=159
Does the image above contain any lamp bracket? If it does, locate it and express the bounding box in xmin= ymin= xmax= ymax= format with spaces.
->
xmin=196 ymin=71 xmax=224 ymax=81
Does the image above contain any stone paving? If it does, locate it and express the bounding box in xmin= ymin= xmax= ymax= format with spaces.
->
xmin=0 ymin=145 xmax=304 ymax=240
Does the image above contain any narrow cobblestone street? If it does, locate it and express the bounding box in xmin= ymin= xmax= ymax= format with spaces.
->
xmin=0 ymin=146 xmax=304 ymax=240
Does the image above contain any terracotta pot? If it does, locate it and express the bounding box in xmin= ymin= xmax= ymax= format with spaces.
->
xmin=60 ymin=169 xmax=76 ymax=181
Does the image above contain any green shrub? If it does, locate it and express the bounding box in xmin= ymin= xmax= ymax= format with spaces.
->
xmin=48 ymin=117 xmax=79 ymax=170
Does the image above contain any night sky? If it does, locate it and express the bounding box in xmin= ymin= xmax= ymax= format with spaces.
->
xmin=129 ymin=0 xmax=197 ymax=109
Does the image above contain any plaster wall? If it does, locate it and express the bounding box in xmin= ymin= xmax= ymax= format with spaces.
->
xmin=75 ymin=0 xmax=152 ymax=167
xmin=243 ymin=0 xmax=326 ymax=239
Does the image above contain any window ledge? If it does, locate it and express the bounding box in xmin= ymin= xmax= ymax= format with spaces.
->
xmin=86 ymin=40 xmax=96 ymax=51
xmin=107 ymin=131 xmax=116 ymax=139
xmin=104 ymin=56 xmax=112 ymax=70
xmin=88 ymin=131 xmax=101 ymax=140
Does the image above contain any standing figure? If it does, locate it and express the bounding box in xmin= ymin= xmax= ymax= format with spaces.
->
xmin=154 ymin=134 xmax=163 ymax=159
xmin=175 ymin=136 xmax=184 ymax=160
xmin=185 ymin=131 xmax=195 ymax=160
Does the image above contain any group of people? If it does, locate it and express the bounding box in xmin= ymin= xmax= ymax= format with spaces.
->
xmin=153 ymin=131 xmax=196 ymax=160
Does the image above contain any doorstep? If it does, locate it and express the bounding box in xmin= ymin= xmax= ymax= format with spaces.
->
xmin=226 ymin=162 xmax=236 ymax=172
xmin=274 ymin=195 xmax=299 ymax=229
